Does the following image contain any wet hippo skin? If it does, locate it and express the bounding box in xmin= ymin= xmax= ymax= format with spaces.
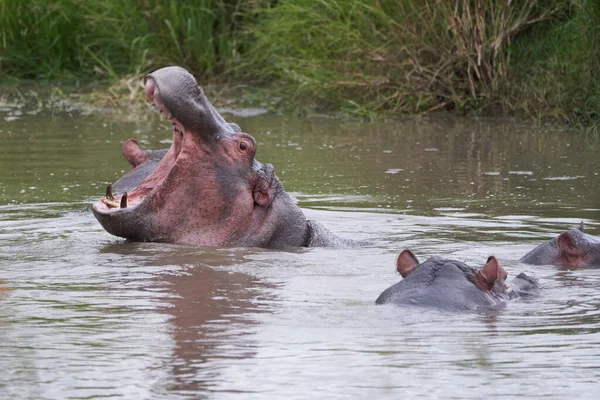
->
xmin=520 ymin=223 xmax=600 ymax=267
xmin=92 ymin=66 xmax=362 ymax=248
xmin=376 ymin=250 xmax=539 ymax=311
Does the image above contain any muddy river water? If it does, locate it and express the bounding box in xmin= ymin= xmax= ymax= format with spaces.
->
xmin=1 ymin=100 xmax=599 ymax=399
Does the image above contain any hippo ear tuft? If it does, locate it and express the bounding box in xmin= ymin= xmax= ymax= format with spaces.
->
xmin=396 ymin=249 xmax=419 ymax=277
xmin=479 ymin=256 xmax=508 ymax=284
xmin=229 ymin=123 xmax=242 ymax=133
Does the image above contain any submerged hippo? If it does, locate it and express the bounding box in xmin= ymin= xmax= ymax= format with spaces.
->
xmin=92 ymin=66 xmax=357 ymax=248
xmin=376 ymin=250 xmax=538 ymax=311
xmin=520 ymin=223 xmax=600 ymax=267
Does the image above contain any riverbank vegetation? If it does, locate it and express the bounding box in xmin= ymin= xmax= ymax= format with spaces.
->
xmin=1 ymin=0 xmax=598 ymax=128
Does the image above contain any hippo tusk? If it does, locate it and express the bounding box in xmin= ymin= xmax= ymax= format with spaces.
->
xmin=100 ymin=184 xmax=120 ymax=208
xmin=120 ymin=192 xmax=128 ymax=209
xmin=106 ymin=184 xmax=114 ymax=201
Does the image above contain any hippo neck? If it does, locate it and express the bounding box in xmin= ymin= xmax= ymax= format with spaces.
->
xmin=249 ymin=182 xmax=363 ymax=248
xmin=305 ymin=220 xmax=366 ymax=247
xmin=253 ymin=186 xmax=309 ymax=248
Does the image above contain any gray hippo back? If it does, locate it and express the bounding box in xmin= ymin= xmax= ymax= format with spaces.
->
xmin=376 ymin=250 xmax=538 ymax=311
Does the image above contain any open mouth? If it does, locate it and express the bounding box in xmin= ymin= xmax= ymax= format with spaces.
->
xmin=93 ymin=77 xmax=184 ymax=216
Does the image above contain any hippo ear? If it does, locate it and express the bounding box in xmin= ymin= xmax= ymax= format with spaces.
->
xmin=122 ymin=139 xmax=148 ymax=167
xmin=253 ymin=164 xmax=276 ymax=208
xmin=478 ymin=256 xmax=508 ymax=285
xmin=253 ymin=186 xmax=272 ymax=207
xmin=578 ymin=221 xmax=585 ymax=232
xmin=229 ymin=123 xmax=242 ymax=133
xmin=558 ymin=232 xmax=582 ymax=257
xmin=253 ymin=177 xmax=273 ymax=208
xmin=396 ymin=249 xmax=419 ymax=277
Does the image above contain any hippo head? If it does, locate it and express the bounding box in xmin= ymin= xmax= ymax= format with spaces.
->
xmin=92 ymin=66 xmax=307 ymax=248
xmin=552 ymin=227 xmax=600 ymax=267
xmin=375 ymin=250 xmax=521 ymax=310
xmin=520 ymin=223 xmax=600 ymax=267
xmin=396 ymin=250 xmax=512 ymax=300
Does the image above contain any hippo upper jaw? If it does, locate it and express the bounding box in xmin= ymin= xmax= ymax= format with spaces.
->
xmin=144 ymin=66 xmax=236 ymax=144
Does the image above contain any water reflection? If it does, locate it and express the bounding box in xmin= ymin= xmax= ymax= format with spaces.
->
xmin=97 ymin=243 xmax=276 ymax=396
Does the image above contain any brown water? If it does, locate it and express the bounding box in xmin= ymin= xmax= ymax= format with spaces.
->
xmin=1 ymin=98 xmax=600 ymax=399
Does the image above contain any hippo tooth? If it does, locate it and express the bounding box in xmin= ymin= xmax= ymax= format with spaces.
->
xmin=120 ymin=192 xmax=128 ymax=208
xmin=106 ymin=184 xmax=114 ymax=201
xmin=100 ymin=197 xmax=119 ymax=208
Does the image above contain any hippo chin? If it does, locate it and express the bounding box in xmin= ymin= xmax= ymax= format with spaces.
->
xmin=92 ymin=66 xmax=357 ymax=248
xmin=376 ymin=250 xmax=538 ymax=311
xmin=520 ymin=222 xmax=600 ymax=267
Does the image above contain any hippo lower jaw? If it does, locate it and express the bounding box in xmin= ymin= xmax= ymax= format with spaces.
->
xmin=92 ymin=201 xmax=152 ymax=241
xmin=92 ymin=120 xmax=187 ymax=241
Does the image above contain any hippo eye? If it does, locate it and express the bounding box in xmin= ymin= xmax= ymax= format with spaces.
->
xmin=239 ymin=142 xmax=248 ymax=152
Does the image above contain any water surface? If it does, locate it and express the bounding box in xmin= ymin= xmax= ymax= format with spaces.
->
xmin=1 ymin=100 xmax=599 ymax=399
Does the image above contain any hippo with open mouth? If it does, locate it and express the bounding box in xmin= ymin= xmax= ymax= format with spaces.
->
xmin=92 ymin=66 xmax=357 ymax=248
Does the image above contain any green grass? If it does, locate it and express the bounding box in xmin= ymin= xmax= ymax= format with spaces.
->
xmin=0 ymin=0 xmax=252 ymax=80
xmin=1 ymin=0 xmax=598 ymax=129
xmin=241 ymin=0 xmax=597 ymax=127
xmin=506 ymin=0 xmax=600 ymax=128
